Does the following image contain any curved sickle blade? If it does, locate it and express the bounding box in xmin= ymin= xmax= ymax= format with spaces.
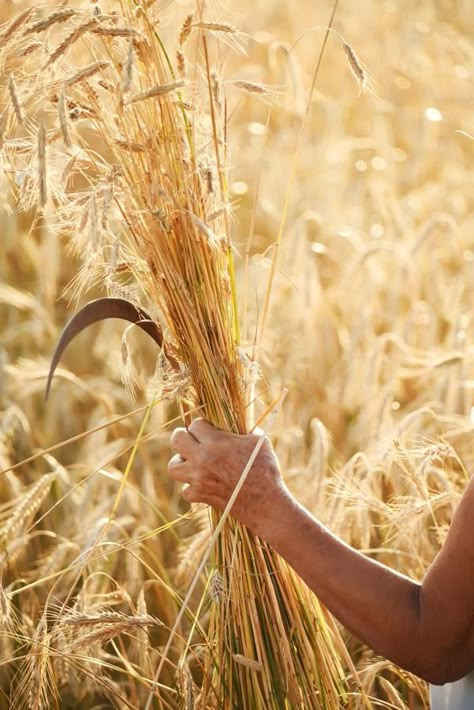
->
xmin=45 ymin=297 xmax=174 ymax=401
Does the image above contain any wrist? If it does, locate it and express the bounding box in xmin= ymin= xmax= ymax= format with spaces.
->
xmin=249 ymin=483 xmax=298 ymax=544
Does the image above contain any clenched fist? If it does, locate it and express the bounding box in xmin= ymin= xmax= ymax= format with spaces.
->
xmin=167 ymin=418 xmax=288 ymax=535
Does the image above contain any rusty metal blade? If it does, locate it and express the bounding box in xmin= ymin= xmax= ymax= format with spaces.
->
xmin=45 ymin=297 xmax=172 ymax=401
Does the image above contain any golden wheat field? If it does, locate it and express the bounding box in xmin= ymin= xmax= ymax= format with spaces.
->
xmin=0 ymin=0 xmax=473 ymax=707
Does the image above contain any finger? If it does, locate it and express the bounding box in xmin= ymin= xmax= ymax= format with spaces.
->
xmin=168 ymin=454 xmax=194 ymax=483
xmin=182 ymin=483 xmax=201 ymax=504
xmin=170 ymin=427 xmax=199 ymax=458
xmin=188 ymin=418 xmax=219 ymax=442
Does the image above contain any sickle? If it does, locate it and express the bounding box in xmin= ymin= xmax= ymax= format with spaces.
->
xmin=45 ymin=297 xmax=178 ymax=400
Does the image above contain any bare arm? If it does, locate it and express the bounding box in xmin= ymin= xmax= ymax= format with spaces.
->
xmin=168 ymin=420 xmax=474 ymax=685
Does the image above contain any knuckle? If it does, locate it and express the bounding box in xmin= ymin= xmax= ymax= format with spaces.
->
xmin=245 ymin=431 xmax=260 ymax=449
xmin=189 ymin=418 xmax=217 ymax=438
xmin=194 ymin=444 xmax=208 ymax=465
xmin=188 ymin=418 xmax=203 ymax=434
xmin=249 ymin=427 xmax=267 ymax=442
xmin=192 ymin=482 xmax=203 ymax=497
xmin=170 ymin=427 xmax=186 ymax=450
xmin=253 ymin=431 xmax=269 ymax=446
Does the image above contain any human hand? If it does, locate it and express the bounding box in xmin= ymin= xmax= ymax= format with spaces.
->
xmin=167 ymin=419 xmax=287 ymax=535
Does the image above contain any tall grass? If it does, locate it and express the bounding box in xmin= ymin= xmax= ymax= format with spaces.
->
xmin=1 ymin=1 xmax=354 ymax=707
xmin=0 ymin=0 xmax=472 ymax=708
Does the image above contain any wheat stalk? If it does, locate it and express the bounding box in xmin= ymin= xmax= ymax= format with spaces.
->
xmin=342 ymin=41 xmax=368 ymax=93
xmin=26 ymin=9 xmax=77 ymax=35
xmin=47 ymin=19 xmax=98 ymax=66
xmin=0 ymin=473 xmax=56 ymax=553
xmin=1 ymin=6 xmax=35 ymax=43
xmin=58 ymin=89 xmax=72 ymax=147
xmin=8 ymin=74 xmax=23 ymax=125
xmin=37 ymin=122 xmax=47 ymax=208
xmin=0 ymin=3 xmax=367 ymax=708
xmin=128 ymin=79 xmax=185 ymax=104
xmin=63 ymin=60 xmax=110 ymax=88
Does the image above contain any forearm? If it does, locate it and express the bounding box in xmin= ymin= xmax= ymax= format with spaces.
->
xmin=169 ymin=421 xmax=474 ymax=683
xmin=252 ymin=487 xmax=432 ymax=677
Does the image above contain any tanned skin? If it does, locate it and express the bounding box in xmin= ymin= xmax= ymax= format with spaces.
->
xmin=168 ymin=419 xmax=474 ymax=686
